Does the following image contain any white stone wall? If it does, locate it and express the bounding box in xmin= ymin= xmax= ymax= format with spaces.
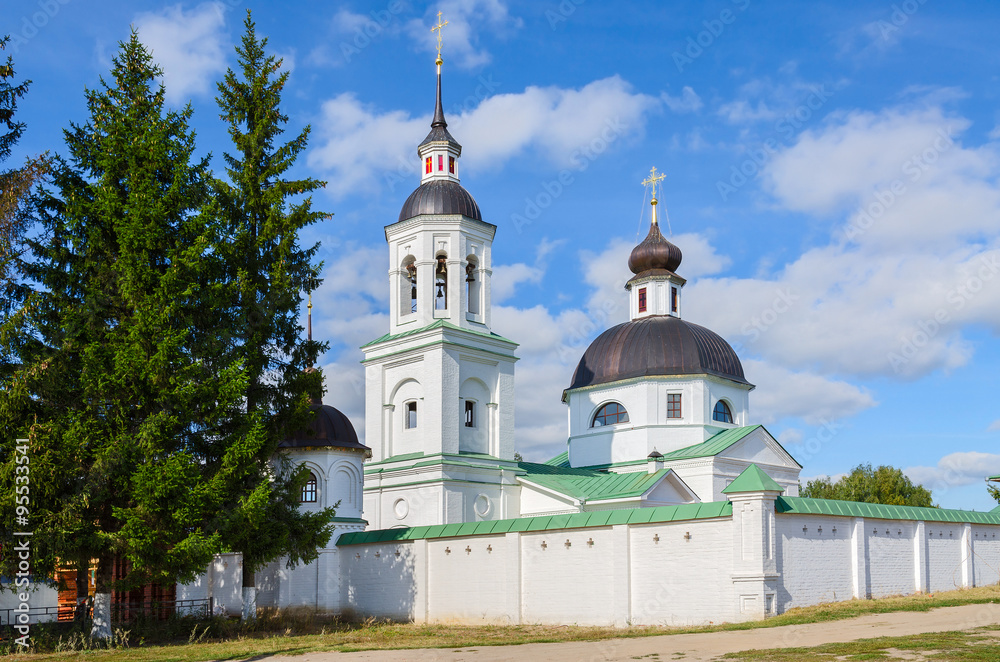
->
xmin=630 ymin=520 xmax=735 ymax=625
xmin=776 ymin=516 xmax=854 ymax=609
xmin=334 ymin=511 xmax=1000 ymax=626
xmin=0 ymin=580 xmax=59 ymax=624
xmin=177 ymin=552 xmax=242 ymax=616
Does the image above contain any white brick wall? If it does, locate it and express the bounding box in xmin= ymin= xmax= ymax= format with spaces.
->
xmin=926 ymin=526 xmax=964 ymax=593
xmin=630 ymin=520 xmax=734 ymax=625
xmin=776 ymin=516 xmax=853 ymax=609
xmin=182 ymin=509 xmax=1000 ymax=625
xmin=427 ymin=535 xmax=511 ymax=621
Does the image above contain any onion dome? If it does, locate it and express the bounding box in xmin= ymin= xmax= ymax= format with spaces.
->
xmin=279 ymin=399 xmax=369 ymax=453
xmin=628 ymin=221 xmax=682 ymax=275
xmin=567 ymin=315 xmax=750 ymax=391
xmin=398 ymin=179 xmax=482 ymax=222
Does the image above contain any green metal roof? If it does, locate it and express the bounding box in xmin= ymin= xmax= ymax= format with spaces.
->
xmin=361 ymin=319 xmax=516 ymax=349
xmin=778 ymin=497 xmax=1000 ymax=524
xmin=337 ymin=501 xmax=734 ymax=546
xmin=659 ymin=426 xmax=761 ymax=460
xmin=722 ymin=463 xmax=784 ymax=494
xmin=544 ymin=451 xmax=570 ymax=467
xmin=993 ymin=505 xmax=1000 ymax=514
xmin=519 ymin=464 xmax=673 ymax=502
xmin=988 ymin=475 xmax=1000 ymax=482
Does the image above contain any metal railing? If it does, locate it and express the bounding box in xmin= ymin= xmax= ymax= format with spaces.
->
xmin=0 ymin=597 xmax=212 ymax=628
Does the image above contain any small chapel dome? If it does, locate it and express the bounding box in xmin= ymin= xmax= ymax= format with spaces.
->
xmin=567 ymin=315 xmax=750 ymax=391
xmin=279 ymin=399 xmax=370 ymax=453
xmin=398 ymin=179 xmax=483 ymax=222
xmin=628 ymin=221 xmax=682 ymax=275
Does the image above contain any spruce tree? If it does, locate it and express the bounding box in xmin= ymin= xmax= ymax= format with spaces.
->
xmin=212 ymin=10 xmax=334 ymax=620
xmin=0 ymin=32 xmax=247 ymax=638
xmin=0 ymin=35 xmax=49 ymax=374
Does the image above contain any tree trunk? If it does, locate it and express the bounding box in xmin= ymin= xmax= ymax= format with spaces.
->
xmin=74 ymin=556 xmax=89 ymax=625
xmin=90 ymin=555 xmax=113 ymax=640
xmin=241 ymin=564 xmax=256 ymax=621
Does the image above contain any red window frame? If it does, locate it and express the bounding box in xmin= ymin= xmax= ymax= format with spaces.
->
xmin=425 ymin=157 xmax=432 ymax=174
xmin=449 ymin=156 xmax=455 ymax=174
xmin=592 ymin=402 xmax=629 ymax=427
xmin=667 ymin=393 xmax=682 ymax=419
xmin=438 ymin=154 xmax=444 ymax=171
xmin=638 ymin=287 xmax=647 ymax=313
xmin=671 ymin=286 xmax=678 ymax=313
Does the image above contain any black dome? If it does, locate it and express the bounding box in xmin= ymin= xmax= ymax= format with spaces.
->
xmin=279 ymin=402 xmax=369 ymax=452
xmin=628 ymin=222 xmax=682 ymax=274
xmin=568 ymin=316 xmax=750 ymax=391
xmin=398 ymin=180 xmax=482 ymax=222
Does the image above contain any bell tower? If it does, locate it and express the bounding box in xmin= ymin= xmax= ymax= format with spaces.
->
xmin=361 ymin=14 xmax=520 ymax=529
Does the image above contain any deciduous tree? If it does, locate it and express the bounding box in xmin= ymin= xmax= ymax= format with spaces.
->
xmin=802 ymin=463 xmax=934 ymax=507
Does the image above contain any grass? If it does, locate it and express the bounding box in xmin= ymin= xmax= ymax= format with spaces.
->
xmin=3 ymin=584 xmax=1000 ymax=662
xmin=724 ymin=626 xmax=1000 ymax=660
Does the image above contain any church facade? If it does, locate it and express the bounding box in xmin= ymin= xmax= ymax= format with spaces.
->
xmin=178 ymin=55 xmax=1000 ymax=627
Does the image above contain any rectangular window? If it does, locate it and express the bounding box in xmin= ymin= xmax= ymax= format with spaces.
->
xmin=449 ymin=156 xmax=455 ymax=174
xmin=425 ymin=157 xmax=432 ymax=174
xmin=638 ymin=287 xmax=647 ymax=313
xmin=438 ymin=154 xmax=444 ymax=171
xmin=671 ymin=286 xmax=678 ymax=313
xmin=464 ymin=400 xmax=475 ymax=428
xmin=406 ymin=401 xmax=417 ymax=429
xmin=667 ymin=393 xmax=682 ymax=419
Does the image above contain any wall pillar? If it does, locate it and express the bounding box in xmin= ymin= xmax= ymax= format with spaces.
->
xmin=851 ymin=517 xmax=869 ymax=599
xmin=728 ymin=491 xmax=780 ymax=620
xmin=913 ymin=520 xmax=927 ymax=593
xmin=961 ymin=523 xmax=973 ymax=587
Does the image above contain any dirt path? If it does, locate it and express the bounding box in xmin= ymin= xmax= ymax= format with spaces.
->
xmin=264 ymin=602 xmax=1000 ymax=661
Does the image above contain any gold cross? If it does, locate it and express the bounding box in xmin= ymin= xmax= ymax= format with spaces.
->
xmin=431 ymin=11 xmax=448 ymax=64
xmin=642 ymin=166 xmax=666 ymax=201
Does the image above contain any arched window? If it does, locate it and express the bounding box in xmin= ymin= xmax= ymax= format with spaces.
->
xmin=434 ymin=255 xmax=447 ymax=310
xmin=466 ymin=257 xmax=480 ymax=315
xmin=401 ymin=256 xmax=417 ymax=314
xmin=713 ymin=400 xmax=733 ymax=424
xmin=301 ymin=472 xmax=318 ymax=503
xmin=592 ymin=402 xmax=629 ymax=427
xmin=405 ymin=401 xmax=418 ymax=429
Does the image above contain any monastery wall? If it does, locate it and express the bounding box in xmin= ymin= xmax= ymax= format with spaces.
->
xmin=332 ymin=507 xmax=1000 ymax=626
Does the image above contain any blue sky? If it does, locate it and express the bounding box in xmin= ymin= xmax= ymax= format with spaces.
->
xmin=7 ymin=0 xmax=1000 ymax=509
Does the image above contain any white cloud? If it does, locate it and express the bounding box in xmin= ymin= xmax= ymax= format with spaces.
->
xmin=777 ymin=428 xmax=804 ymax=446
xmin=989 ymin=419 xmax=1000 ymax=432
xmin=683 ymin=102 xmax=1000 ymax=382
xmin=404 ymin=0 xmax=523 ymax=69
xmin=905 ymin=452 xmax=1000 ymax=492
xmin=661 ymin=87 xmax=702 ymax=113
xmin=309 ymin=76 xmax=661 ymax=197
xmin=134 ymin=2 xmax=230 ymax=105
xmin=492 ymin=263 xmax=544 ymax=304
xmin=743 ymin=360 xmax=877 ymax=425
xmin=716 ymin=77 xmax=835 ymax=125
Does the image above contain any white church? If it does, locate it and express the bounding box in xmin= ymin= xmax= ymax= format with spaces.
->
xmin=181 ymin=48 xmax=1000 ymax=627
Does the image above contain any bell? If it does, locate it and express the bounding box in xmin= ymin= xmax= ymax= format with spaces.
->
xmin=465 ymin=263 xmax=475 ymax=283
xmin=436 ymin=282 xmax=445 ymax=299
xmin=435 ymin=256 xmax=447 ymax=277
xmin=406 ymin=262 xmax=417 ymax=283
